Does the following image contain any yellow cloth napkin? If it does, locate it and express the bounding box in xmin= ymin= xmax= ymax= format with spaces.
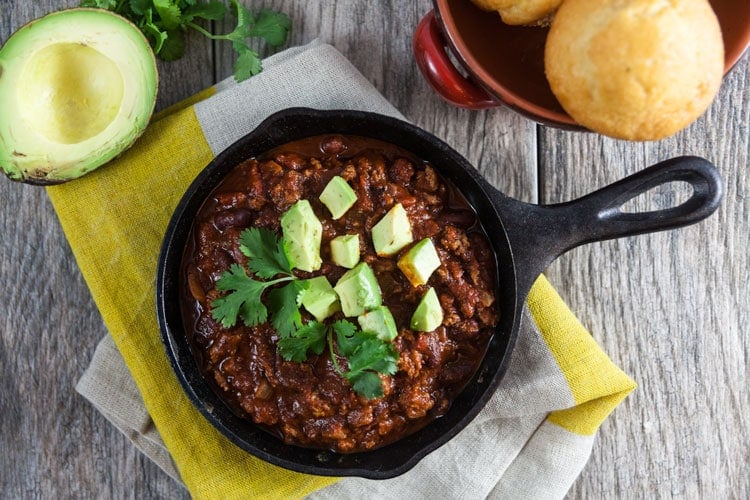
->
xmin=48 ymin=42 xmax=635 ymax=499
xmin=48 ymin=103 xmax=337 ymax=498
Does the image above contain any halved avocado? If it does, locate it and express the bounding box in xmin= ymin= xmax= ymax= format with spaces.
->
xmin=0 ymin=8 xmax=158 ymax=184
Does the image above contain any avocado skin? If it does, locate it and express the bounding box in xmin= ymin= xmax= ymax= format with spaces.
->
xmin=11 ymin=168 xmax=68 ymax=186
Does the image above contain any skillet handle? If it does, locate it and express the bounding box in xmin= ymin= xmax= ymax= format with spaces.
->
xmin=495 ymin=156 xmax=723 ymax=296
xmin=552 ymin=155 xmax=723 ymax=243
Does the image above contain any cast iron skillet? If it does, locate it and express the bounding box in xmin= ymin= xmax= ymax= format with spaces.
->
xmin=157 ymin=108 xmax=723 ymax=479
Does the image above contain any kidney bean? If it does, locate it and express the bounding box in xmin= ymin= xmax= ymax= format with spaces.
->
xmin=320 ymin=135 xmax=348 ymax=155
xmin=213 ymin=208 xmax=253 ymax=230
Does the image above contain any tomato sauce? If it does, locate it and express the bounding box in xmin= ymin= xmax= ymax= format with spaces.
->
xmin=180 ymin=135 xmax=499 ymax=452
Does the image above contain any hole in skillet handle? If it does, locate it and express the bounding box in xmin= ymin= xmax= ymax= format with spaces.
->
xmin=495 ymin=156 xmax=723 ymax=295
xmin=619 ymin=180 xmax=694 ymax=213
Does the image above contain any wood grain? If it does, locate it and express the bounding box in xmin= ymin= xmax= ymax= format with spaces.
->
xmin=1 ymin=0 xmax=747 ymax=498
xmin=548 ymin=58 xmax=750 ymax=499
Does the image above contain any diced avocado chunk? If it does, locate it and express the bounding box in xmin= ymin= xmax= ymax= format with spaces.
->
xmin=331 ymin=234 xmax=360 ymax=268
xmin=300 ymin=276 xmax=340 ymax=322
xmin=319 ymin=176 xmax=357 ymax=219
xmin=358 ymin=305 xmax=398 ymax=341
xmin=397 ymin=238 xmax=442 ymax=286
xmin=334 ymin=262 xmax=382 ymax=317
xmin=371 ymin=203 xmax=413 ymax=256
xmin=281 ymin=200 xmax=322 ymax=272
xmin=411 ymin=287 xmax=443 ymax=332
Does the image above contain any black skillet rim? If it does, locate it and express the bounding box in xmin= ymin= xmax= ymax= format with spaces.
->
xmin=156 ymin=107 xmax=522 ymax=479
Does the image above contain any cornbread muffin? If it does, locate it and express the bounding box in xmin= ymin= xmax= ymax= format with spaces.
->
xmin=545 ymin=0 xmax=724 ymax=140
xmin=471 ymin=0 xmax=564 ymax=25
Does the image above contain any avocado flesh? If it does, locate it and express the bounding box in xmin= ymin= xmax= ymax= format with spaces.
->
xmin=411 ymin=287 xmax=443 ymax=332
xmin=330 ymin=234 xmax=360 ymax=268
xmin=281 ymin=200 xmax=323 ymax=272
xmin=398 ymin=238 xmax=442 ymax=286
xmin=0 ymin=8 xmax=158 ymax=184
xmin=334 ymin=262 xmax=382 ymax=317
xmin=319 ymin=176 xmax=357 ymax=219
xmin=372 ymin=203 xmax=414 ymax=257
xmin=358 ymin=305 xmax=398 ymax=341
xmin=301 ymin=276 xmax=340 ymax=322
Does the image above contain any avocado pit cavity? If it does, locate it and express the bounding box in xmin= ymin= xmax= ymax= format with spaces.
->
xmin=19 ymin=43 xmax=124 ymax=145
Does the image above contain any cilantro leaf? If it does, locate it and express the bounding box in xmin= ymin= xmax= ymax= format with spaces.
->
xmin=343 ymin=333 xmax=398 ymax=399
xmin=183 ymin=0 xmax=227 ymax=21
xmin=137 ymin=8 xmax=169 ymax=54
xmin=230 ymin=0 xmax=256 ymax=36
xmin=278 ymin=321 xmax=327 ymax=362
xmin=233 ymin=45 xmax=263 ymax=82
xmin=349 ymin=372 xmax=385 ymax=399
xmin=345 ymin=333 xmax=399 ymax=377
xmin=236 ymin=293 xmax=267 ymax=326
xmin=153 ymin=0 xmax=183 ymax=30
xmin=330 ymin=320 xmax=399 ymax=399
xmin=141 ymin=22 xmax=168 ymax=54
xmin=211 ymin=262 xmax=297 ymax=328
xmin=214 ymin=226 xmax=308 ymax=335
xmin=79 ymin=0 xmax=292 ymax=82
xmin=211 ymin=263 xmax=267 ymax=327
xmin=81 ymin=0 xmax=118 ymax=8
xmin=333 ymin=319 xmax=359 ymax=357
xmin=159 ymin=29 xmax=186 ymax=61
xmin=239 ymin=227 xmax=293 ymax=279
xmin=267 ymin=280 xmax=308 ymax=339
xmin=129 ymin=0 xmax=151 ymax=15
xmin=211 ymin=224 xmax=303 ymax=330
xmin=247 ymin=8 xmax=292 ymax=46
xmin=223 ymin=0 xmax=290 ymax=82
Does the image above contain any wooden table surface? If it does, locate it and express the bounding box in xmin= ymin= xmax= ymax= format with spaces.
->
xmin=2 ymin=1 xmax=748 ymax=497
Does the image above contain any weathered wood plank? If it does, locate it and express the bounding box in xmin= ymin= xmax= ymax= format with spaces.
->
xmin=546 ymin=57 xmax=750 ymax=499
xmin=0 ymin=0 xmax=202 ymax=497
xmin=212 ymin=0 xmax=538 ymax=197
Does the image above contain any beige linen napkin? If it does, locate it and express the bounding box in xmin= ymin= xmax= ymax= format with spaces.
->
xmin=70 ymin=40 xmax=635 ymax=499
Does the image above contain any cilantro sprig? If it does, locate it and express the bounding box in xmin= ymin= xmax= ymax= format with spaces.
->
xmin=211 ymin=263 xmax=293 ymax=327
xmin=211 ymin=225 xmax=400 ymax=399
xmin=239 ymin=225 xmax=293 ymax=278
xmin=80 ymin=0 xmax=291 ymax=82
xmin=277 ymin=321 xmax=327 ymax=362
xmin=331 ymin=320 xmax=399 ymax=398
xmin=211 ymin=227 xmax=305 ymax=331
xmin=278 ymin=319 xmax=398 ymax=399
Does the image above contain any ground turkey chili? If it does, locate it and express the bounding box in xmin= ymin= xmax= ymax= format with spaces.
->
xmin=180 ymin=135 xmax=499 ymax=453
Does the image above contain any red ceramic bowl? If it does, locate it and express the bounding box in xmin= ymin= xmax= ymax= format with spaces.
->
xmin=414 ymin=0 xmax=750 ymax=128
